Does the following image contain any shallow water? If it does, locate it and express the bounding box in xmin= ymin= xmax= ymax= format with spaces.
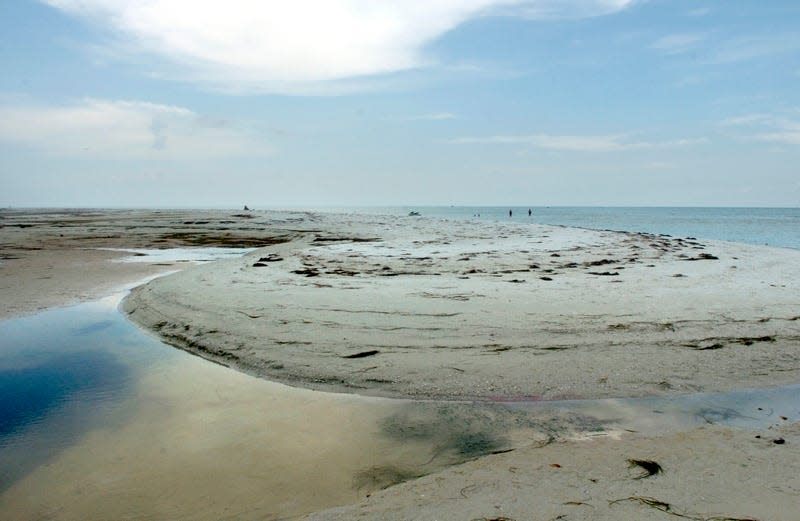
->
xmin=1 ymin=292 xmax=798 ymax=519
xmin=318 ymin=206 xmax=800 ymax=250
xmin=0 ymin=294 xmax=574 ymax=519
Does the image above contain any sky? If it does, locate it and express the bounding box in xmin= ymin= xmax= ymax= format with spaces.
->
xmin=1 ymin=0 xmax=799 ymax=208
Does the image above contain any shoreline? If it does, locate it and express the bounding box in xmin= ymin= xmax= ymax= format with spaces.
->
xmin=3 ymin=207 xmax=799 ymax=401
xmin=3 ymin=208 xmax=800 ymax=521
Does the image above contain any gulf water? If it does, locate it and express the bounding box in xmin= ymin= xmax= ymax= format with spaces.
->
xmin=319 ymin=206 xmax=800 ymax=250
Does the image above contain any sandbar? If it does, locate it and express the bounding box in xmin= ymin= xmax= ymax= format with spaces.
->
xmin=121 ymin=210 xmax=800 ymax=401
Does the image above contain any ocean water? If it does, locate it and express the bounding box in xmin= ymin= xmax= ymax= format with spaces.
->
xmin=326 ymin=207 xmax=800 ymax=250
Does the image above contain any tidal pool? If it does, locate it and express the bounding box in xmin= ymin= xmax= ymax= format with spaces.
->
xmin=0 ymin=289 xmax=797 ymax=520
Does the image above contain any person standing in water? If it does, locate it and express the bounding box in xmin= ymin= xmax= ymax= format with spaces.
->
xmin=528 ymin=208 xmax=532 ymax=216
xmin=509 ymin=209 xmax=512 ymax=217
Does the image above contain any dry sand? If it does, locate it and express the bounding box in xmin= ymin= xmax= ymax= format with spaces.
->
xmin=3 ymin=208 xmax=800 ymax=520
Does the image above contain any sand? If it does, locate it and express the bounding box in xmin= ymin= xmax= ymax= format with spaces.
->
xmin=0 ymin=208 xmax=300 ymax=317
xmin=121 ymin=210 xmax=800 ymax=401
xmin=3 ymin=208 xmax=800 ymax=520
xmin=307 ymin=422 xmax=800 ymax=521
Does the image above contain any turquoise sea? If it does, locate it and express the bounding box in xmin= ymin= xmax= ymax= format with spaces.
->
xmin=326 ymin=207 xmax=800 ymax=250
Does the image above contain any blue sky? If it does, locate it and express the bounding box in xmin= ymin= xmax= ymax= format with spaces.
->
xmin=1 ymin=0 xmax=798 ymax=207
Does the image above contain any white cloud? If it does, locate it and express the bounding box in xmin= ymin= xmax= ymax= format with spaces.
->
xmin=755 ymin=131 xmax=800 ymax=145
xmin=651 ymin=33 xmax=704 ymax=54
xmin=704 ymin=35 xmax=800 ymax=65
xmin=41 ymin=0 xmax=638 ymax=93
xmin=755 ymin=119 xmax=800 ymax=145
xmin=448 ymin=134 xmax=705 ymax=152
xmin=719 ymin=111 xmax=800 ymax=146
xmin=493 ymin=0 xmax=641 ymax=19
xmin=0 ymin=98 xmax=264 ymax=159
xmin=400 ymin=112 xmax=458 ymax=121
xmin=719 ymin=114 xmax=774 ymax=127
xmin=687 ymin=7 xmax=710 ymax=17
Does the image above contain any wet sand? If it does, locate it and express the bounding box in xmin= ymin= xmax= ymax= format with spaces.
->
xmin=3 ymin=208 xmax=800 ymax=520
xmin=0 ymin=208 xmax=302 ymax=317
xmin=308 ymin=422 xmax=800 ymax=521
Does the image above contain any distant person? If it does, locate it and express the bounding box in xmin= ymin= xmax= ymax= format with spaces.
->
xmin=509 ymin=209 xmax=512 ymax=217
xmin=528 ymin=208 xmax=532 ymax=216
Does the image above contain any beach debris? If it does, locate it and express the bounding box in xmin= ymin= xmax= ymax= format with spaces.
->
xmin=235 ymin=310 xmax=262 ymax=319
xmin=692 ymin=342 xmax=726 ymax=350
xmin=353 ymin=465 xmax=423 ymax=491
xmin=628 ymin=459 xmax=662 ymax=479
xmin=735 ymin=336 xmax=775 ymax=345
xmin=686 ymin=336 xmax=775 ymax=350
xmin=682 ymin=253 xmax=720 ymax=261
xmin=313 ymin=236 xmax=381 ymax=243
xmin=326 ymin=268 xmax=358 ymax=276
xmin=609 ymin=496 xmax=760 ymax=521
xmin=588 ymin=271 xmax=619 ymax=276
xmin=773 ymin=438 xmax=786 ymax=445
xmin=342 ymin=349 xmax=380 ymax=359
xmin=507 ymin=279 xmax=526 ymax=283
xmin=586 ymin=258 xmax=617 ymax=266
xmin=292 ymin=267 xmax=320 ymax=277
xmin=540 ymin=276 xmax=553 ymax=281
xmin=256 ymin=254 xmax=283 ymax=263
xmin=550 ymin=463 xmax=562 ymax=468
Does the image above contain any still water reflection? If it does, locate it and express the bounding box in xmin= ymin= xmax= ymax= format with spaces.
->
xmin=0 ymin=292 xmax=797 ymax=520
